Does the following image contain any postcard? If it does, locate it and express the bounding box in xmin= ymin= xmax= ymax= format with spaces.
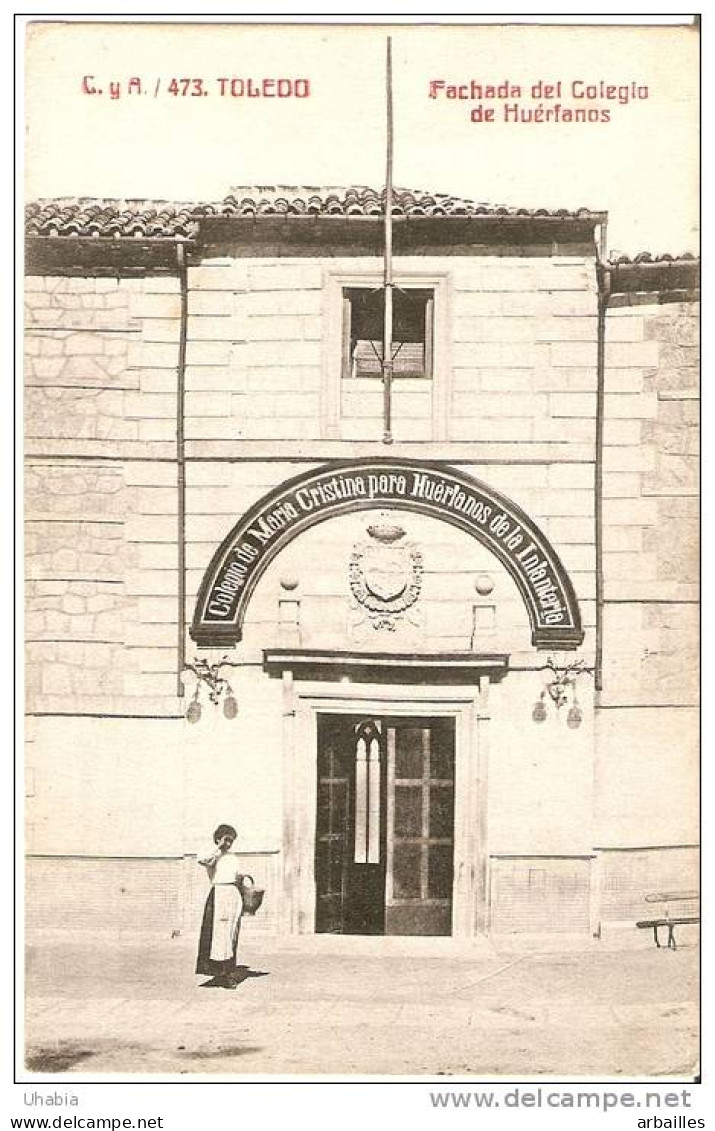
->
xmin=21 ymin=14 xmax=700 ymax=1099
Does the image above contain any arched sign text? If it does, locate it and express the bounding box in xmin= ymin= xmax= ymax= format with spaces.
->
xmin=191 ymin=459 xmax=584 ymax=650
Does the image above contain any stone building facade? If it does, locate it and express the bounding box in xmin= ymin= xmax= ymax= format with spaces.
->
xmin=24 ymin=188 xmax=699 ymax=941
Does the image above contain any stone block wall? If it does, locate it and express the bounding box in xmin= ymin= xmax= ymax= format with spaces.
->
xmin=24 ymin=251 xmax=698 ymax=937
xmin=178 ymin=260 xmax=323 ymax=443
xmin=450 ymin=257 xmax=598 ymax=450
xmin=25 ymin=275 xmax=181 ymax=716
xmin=594 ymin=297 xmax=699 ymax=905
xmin=26 ymin=254 xmax=601 ymax=465
xmin=27 ymin=262 xmax=697 ymax=724
xmin=173 ymin=253 xmax=600 ymax=456
xmin=597 ymin=845 xmax=698 ymax=923
xmin=25 ymin=856 xmax=184 ymax=935
xmin=489 ymin=856 xmax=592 ymax=934
xmin=26 ymin=850 xmax=281 ymax=937
xmin=601 ymin=299 xmax=699 ymax=707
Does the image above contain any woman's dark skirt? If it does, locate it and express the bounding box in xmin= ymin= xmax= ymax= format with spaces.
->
xmin=195 ymin=887 xmax=242 ymax=976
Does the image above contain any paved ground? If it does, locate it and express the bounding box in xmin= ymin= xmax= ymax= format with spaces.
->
xmin=24 ymin=932 xmax=699 ymax=1078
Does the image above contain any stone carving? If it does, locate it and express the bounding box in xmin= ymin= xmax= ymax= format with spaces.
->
xmin=348 ymin=521 xmax=423 ymax=632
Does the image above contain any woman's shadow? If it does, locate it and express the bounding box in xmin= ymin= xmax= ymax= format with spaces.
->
xmin=200 ymin=965 xmax=270 ymax=989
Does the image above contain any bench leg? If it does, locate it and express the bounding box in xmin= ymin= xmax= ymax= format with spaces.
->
xmin=668 ymin=924 xmax=677 ymax=950
xmin=653 ymin=925 xmax=661 ymax=948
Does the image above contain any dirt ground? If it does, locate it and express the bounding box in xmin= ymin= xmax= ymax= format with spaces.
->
xmin=23 ymin=932 xmax=699 ymax=1079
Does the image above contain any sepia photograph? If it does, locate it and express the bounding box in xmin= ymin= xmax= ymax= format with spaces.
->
xmin=20 ymin=15 xmax=699 ymax=1085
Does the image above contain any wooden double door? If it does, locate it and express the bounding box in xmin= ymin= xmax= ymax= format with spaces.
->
xmin=315 ymin=714 xmax=456 ymax=936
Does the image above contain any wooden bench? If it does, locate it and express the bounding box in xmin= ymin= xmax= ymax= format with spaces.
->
xmin=636 ymin=890 xmax=699 ymax=949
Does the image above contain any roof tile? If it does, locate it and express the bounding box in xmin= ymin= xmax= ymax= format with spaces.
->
xmin=25 ymin=186 xmax=606 ymax=239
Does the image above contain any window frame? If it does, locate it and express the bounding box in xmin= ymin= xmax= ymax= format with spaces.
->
xmin=341 ymin=286 xmax=435 ymax=381
xmin=322 ymin=267 xmax=451 ymax=442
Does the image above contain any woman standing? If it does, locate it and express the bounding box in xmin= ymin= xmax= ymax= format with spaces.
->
xmin=195 ymin=823 xmax=246 ymax=987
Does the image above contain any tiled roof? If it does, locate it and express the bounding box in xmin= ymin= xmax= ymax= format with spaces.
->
xmin=25 ymin=200 xmax=199 ymax=239
xmin=25 ymin=187 xmax=605 ymax=238
xmin=606 ymin=251 xmax=699 ymax=298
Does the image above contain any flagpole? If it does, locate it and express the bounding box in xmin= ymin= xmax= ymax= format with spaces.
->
xmin=382 ymin=36 xmax=394 ymax=445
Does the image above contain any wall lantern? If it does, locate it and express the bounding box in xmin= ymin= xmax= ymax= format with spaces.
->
xmin=184 ymin=656 xmax=240 ymax=723
xmin=532 ymin=657 xmax=593 ymax=728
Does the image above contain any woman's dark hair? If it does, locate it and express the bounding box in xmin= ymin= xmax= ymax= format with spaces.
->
xmin=213 ymin=824 xmax=237 ymax=843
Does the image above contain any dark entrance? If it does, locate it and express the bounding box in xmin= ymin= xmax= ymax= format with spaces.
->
xmin=315 ymin=714 xmax=455 ymax=935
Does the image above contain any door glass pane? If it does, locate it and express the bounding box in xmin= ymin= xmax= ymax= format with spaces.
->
xmin=430 ymin=726 xmax=454 ymax=780
xmin=367 ymin=737 xmax=381 ymax=864
xmin=332 ymin=781 xmax=348 ymax=831
xmin=395 ymin=727 xmax=424 ymax=779
xmin=315 ymin=847 xmax=330 ymax=889
xmin=429 ymin=785 xmax=454 ymax=838
xmin=392 ymin=843 xmax=422 ymax=898
xmin=316 ymin=843 xmax=345 ymax=896
xmin=318 ymin=781 xmax=348 ymax=835
xmin=354 ymin=737 xmax=367 ymax=863
xmin=394 ymin=785 xmax=423 ymax=836
xmin=326 ymin=746 xmax=339 ymax=778
xmin=328 ymin=852 xmax=344 ymax=895
xmin=316 ymin=717 xmax=355 ymax=935
xmin=427 ymin=844 xmax=454 ymax=899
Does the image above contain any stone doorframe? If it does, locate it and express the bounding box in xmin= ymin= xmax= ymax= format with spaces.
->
xmin=276 ymin=670 xmax=497 ymax=940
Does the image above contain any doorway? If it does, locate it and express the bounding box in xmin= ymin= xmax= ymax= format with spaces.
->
xmin=315 ymin=714 xmax=455 ymax=935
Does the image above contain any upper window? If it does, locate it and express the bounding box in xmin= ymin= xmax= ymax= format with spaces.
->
xmin=342 ymin=287 xmax=434 ymax=379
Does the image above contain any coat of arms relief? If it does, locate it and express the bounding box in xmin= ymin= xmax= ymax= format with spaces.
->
xmin=348 ymin=519 xmax=424 ymax=640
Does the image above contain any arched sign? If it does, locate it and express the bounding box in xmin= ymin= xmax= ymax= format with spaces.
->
xmin=191 ymin=459 xmax=584 ymax=650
